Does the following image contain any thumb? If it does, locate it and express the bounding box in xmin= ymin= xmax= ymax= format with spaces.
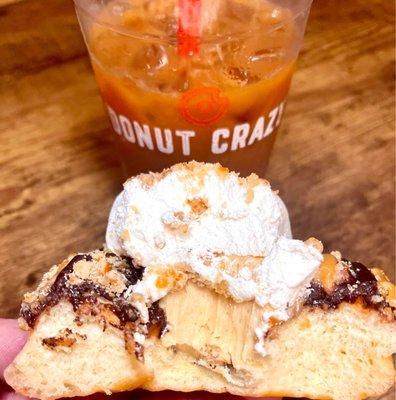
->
xmin=0 ymin=319 xmax=28 ymax=378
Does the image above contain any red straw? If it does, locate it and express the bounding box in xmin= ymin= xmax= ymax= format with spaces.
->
xmin=178 ymin=0 xmax=201 ymax=57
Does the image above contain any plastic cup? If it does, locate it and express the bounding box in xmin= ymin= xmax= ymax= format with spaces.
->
xmin=74 ymin=0 xmax=313 ymax=177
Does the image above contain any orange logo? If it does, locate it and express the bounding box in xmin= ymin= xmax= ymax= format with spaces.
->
xmin=179 ymin=87 xmax=229 ymax=126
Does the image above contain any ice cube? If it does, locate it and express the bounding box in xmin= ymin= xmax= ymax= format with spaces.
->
xmin=226 ymin=67 xmax=258 ymax=85
xmin=158 ymin=69 xmax=190 ymax=93
xmin=133 ymin=44 xmax=169 ymax=73
xmin=248 ymin=48 xmax=285 ymax=63
xmin=157 ymin=16 xmax=178 ymax=36
xmin=217 ymin=39 xmax=243 ymax=67
xmin=226 ymin=0 xmax=255 ymax=22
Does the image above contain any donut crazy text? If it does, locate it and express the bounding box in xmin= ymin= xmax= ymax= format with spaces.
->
xmin=106 ymin=101 xmax=285 ymax=156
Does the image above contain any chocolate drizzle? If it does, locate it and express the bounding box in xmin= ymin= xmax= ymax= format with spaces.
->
xmin=21 ymin=253 xmax=145 ymax=328
xmin=305 ymin=259 xmax=387 ymax=310
xmin=148 ymin=301 xmax=167 ymax=337
xmin=21 ymin=254 xmax=90 ymax=328
xmin=122 ymin=257 xmax=145 ymax=285
xmin=20 ymin=251 xmax=170 ymax=359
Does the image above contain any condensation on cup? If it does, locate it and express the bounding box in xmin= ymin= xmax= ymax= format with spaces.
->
xmin=74 ymin=0 xmax=313 ymax=177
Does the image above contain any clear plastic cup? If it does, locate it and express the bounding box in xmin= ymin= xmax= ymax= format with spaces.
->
xmin=74 ymin=0 xmax=313 ymax=177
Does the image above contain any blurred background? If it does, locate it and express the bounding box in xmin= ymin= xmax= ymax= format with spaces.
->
xmin=0 ymin=0 xmax=394 ymax=319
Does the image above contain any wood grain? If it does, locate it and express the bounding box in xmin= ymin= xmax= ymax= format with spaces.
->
xmin=0 ymin=0 xmax=394 ymax=323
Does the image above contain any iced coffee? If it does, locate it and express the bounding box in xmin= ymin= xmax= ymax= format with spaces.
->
xmin=75 ymin=0 xmax=312 ymax=176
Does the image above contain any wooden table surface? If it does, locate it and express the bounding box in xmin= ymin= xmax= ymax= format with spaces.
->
xmin=0 ymin=0 xmax=394 ymax=322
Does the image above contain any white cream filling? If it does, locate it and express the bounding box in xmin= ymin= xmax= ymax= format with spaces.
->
xmin=106 ymin=165 xmax=322 ymax=356
xmin=106 ymin=168 xmax=292 ymax=265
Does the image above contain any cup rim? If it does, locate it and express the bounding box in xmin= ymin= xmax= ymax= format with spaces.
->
xmin=74 ymin=0 xmax=312 ymax=45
